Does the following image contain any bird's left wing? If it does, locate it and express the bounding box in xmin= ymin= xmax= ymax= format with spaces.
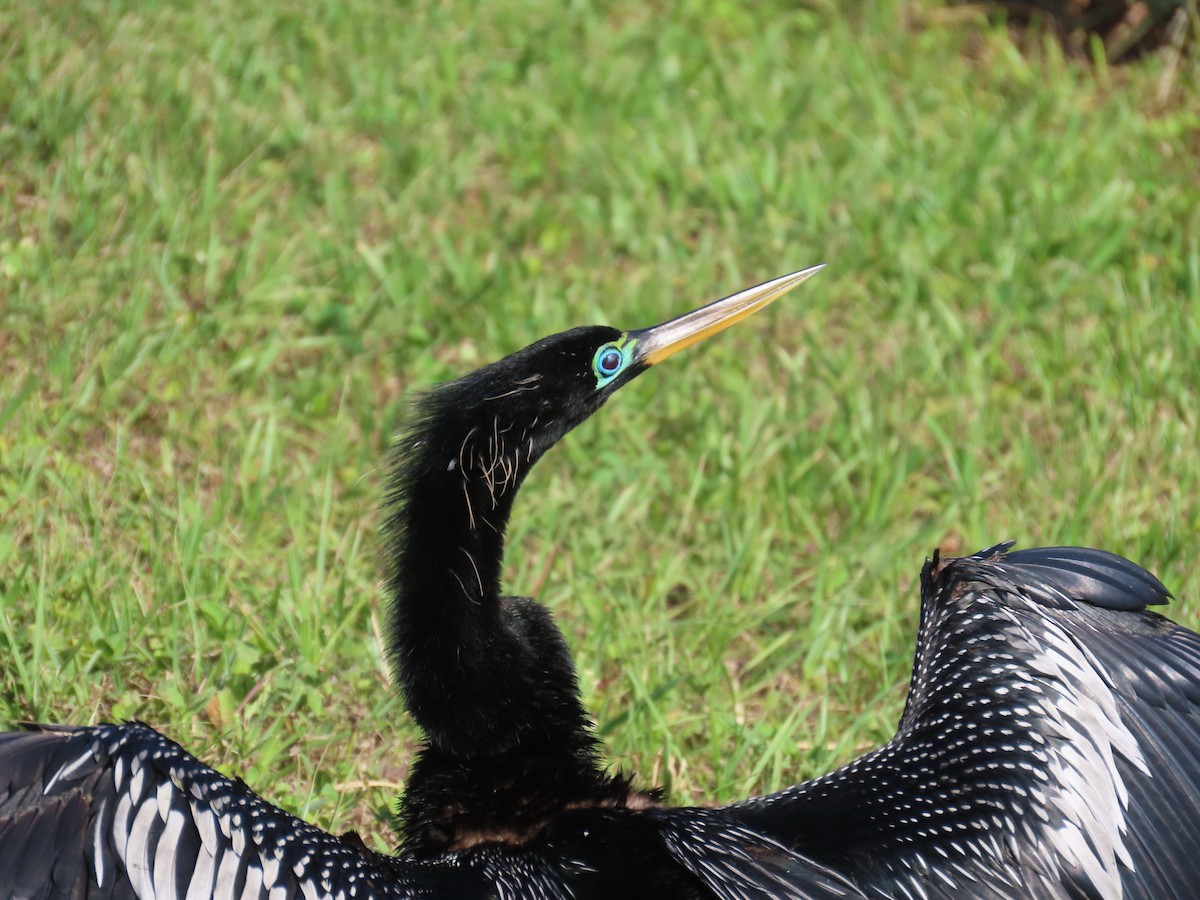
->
xmin=0 ymin=721 xmax=477 ymax=899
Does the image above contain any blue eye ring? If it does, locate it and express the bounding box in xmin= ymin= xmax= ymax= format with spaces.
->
xmin=597 ymin=347 xmax=623 ymax=376
xmin=592 ymin=337 xmax=637 ymax=389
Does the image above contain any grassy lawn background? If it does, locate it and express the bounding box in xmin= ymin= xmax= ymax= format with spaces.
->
xmin=2 ymin=0 xmax=1198 ymax=845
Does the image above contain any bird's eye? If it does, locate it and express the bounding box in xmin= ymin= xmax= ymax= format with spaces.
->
xmin=592 ymin=336 xmax=637 ymax=389
xmin=592 ymin=342 xmax=629 ymax=388
xmin=598 ymin=348 xmax=623 ymax=375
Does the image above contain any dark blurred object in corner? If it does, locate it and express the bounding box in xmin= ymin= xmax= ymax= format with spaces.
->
xmin=956 ymin=1 xmax=1195 ymax=63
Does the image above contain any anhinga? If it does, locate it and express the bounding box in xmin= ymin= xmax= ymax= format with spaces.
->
xmin=2 ymin=266 xmax=1199 ymax=899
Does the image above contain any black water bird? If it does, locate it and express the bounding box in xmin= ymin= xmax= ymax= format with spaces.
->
xmin=4 ymin=266 xmax=1200 ymax=899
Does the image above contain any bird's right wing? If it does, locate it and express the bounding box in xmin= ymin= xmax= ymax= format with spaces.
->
xmin=0 ymin=722 xmax=475 ymax=899
xmin=729 ymin=544 xmax=1200 ymax=900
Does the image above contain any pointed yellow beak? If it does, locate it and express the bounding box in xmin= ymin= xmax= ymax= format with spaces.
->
xmin=631 ymin=265 xmax=825 ymax=367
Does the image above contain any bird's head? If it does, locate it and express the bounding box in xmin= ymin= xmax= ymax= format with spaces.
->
xmin=414 ymin=264 xmax=827 ymax=480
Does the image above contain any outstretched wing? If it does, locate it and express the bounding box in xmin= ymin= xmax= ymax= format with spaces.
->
xmin=0 ymin=722 xmax=476 ymax=899
xmin=730 ymin=544 xmax=1200 ymax=899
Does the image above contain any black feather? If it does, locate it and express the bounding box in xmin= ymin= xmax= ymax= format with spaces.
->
xmin=998 ymin=545 xmax=1172 ymax=610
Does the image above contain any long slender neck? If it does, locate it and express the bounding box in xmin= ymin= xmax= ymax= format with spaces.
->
xmin=387 ymin=385 xmax=663 ymax=855
xmin=384 ymin=375 xmax=595 ymax=761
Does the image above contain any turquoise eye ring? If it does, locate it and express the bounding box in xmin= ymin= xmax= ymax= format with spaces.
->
xmin=592 ymin=336 xmax=637 ymax=389
xmin=597 ymin=347 xmax=623 ymax=376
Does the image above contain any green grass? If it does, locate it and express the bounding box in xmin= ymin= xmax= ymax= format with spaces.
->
xmin=2 ymin=0 xmax=1199 ymax=847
